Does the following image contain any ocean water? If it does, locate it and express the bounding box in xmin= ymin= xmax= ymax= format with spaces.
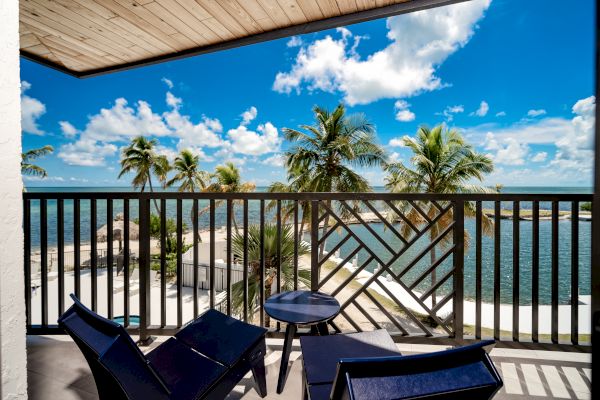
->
xmin=25 ymin=186 xmax=592 ymax=305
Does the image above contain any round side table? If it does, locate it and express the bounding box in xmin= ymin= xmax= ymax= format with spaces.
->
xmin=264 ymin=290 xmax=340 ymax=393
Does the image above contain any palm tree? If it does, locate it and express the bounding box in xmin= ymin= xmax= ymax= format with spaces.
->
xmin=167 ymin=149 xmax=211 ymax=229
xmin=22 ymin=145 xmax=53 ymax=177
xmin=384 ymin=125 xmax=495 ymax=304
xmin=204 ymin=162 xmax=256 ymax=231
xmin=267 ymin=166 xmax=312 ymax=240
xmin=118 ymin=136 xmax=170 ymax=213
xmin=230 ymin=224 xmax=310 ymax=326
xmin=166 ymin=149 xmax=210 ymax=192
xmin=283 ymin=104 xmax=386 ymax=256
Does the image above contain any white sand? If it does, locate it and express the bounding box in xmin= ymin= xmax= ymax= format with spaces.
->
xmin=328 ymin=254 xmax=591 ymax=335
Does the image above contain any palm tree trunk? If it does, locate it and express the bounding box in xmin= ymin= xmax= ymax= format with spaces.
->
xmin=298 ymin=201 xmax=308 ymax=241
xmin=317 ymin=201 xmax=331 ymax=285
xmin=190 ymin=190 xmax=199 ymax=242
xmin=232 ymin=215 xmax=239 ymax=233
xmin=298 ymin=218 xmax=305 ymax=242
xmin=147 ymin=177 xmax=161 ymax=214
xmin=318 ymin=200 xmax=331 ymax=259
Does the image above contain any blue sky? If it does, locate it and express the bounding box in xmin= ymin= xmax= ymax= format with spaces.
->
xmin=21 ymin=0 xmax=595 ymax=187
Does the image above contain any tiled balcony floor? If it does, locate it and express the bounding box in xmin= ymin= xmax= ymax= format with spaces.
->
xmin=27 ymin=335 xmax=591 ymax=400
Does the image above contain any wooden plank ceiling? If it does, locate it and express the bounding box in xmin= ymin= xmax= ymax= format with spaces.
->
xmin=19 ymin=0 xmax=461 ymax=78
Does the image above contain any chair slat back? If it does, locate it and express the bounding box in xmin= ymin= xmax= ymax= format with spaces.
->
xmin=330 ymin=340 xmax=502 ymax=400
xmin=58 ymin=295 xmax=169 ymax=400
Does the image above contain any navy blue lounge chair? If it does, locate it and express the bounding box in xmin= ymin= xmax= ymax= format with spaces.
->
xmin=58 ymin=294 xmax=267 ymax=399
xmin=301 ymin=330 xmax=502 ymax=400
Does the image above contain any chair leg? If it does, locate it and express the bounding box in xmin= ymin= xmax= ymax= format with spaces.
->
xmin=251 ymin=358 xmax=267 ymax=398
xmin=302 ymin=369 xmax=309 ymax=400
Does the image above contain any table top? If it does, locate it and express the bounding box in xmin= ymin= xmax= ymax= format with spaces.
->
xmin=264 ymin=290 xmax=341 ymax=325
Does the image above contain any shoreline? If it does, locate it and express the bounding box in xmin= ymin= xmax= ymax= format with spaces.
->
xmin=325 ymin=252 xmax=592 ymax=335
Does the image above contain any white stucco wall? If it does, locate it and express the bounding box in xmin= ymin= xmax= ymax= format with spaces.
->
xmin=0 ymin=0 xmax=28 ymax=398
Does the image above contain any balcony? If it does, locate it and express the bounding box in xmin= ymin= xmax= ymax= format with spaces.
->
xmin=26 ymin=335 xmax=592 ymax=399
xmin=23 ymin=190 xmax=593 ymax=399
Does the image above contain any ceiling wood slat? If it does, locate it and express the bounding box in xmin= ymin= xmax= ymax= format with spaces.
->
xmin=195 ymin=0 xmax=249 ymax=37
xmin=153 ymin=0 xmax=219 ymax=43
xmin=336 ymin=0 xmax=359 ymax=14
xmin=314 ymin=0 xmax=341 ymax=18
xmin=23 ymin=0 xmax=139 ymax=53
xmin=218 ymin=0 xmax=265 ymax=34
xmin=20 ymin=33 xmax=41 ymax=48
xmin=356 ymin=0 xmax=380 ymax=11
xmin=297 ymin=0 xmax=325 ymax=21
xmin=237 ymin=0 xmax=278 ymax=31
xmin=19 ymin=0 xmax=465 ymax=77
xmin=92 ymin=0 xmax=186 ymax=52
xmin=255 ymin=0 xmax=292 ymax=28
xmin=278 ymin=0 xmax=309 ymax=24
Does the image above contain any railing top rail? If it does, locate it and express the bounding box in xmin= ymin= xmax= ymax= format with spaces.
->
xmin=22 ymin=191 xmax=594 ymax=201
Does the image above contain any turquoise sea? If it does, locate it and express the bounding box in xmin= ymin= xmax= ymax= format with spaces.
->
xmin=25 ymin=186 xmax=593 ymax=305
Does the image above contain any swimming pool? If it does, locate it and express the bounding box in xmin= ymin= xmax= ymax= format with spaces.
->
xmin=112 ymin=315 xmax=140 ymax=326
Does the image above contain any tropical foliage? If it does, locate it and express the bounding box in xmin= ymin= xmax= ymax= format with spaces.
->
xmin=119 ymin=136 xmax=169 ymax=212
xmin=282 ymin=104 xmax=386 ymax=254
xmin=22 ymin=145 xmax=53 ymax=177
xmin=385 ymin=124 xmax=495 ymax=253
xmin=145 ymin=214 xmax=192 ymax=278
xmin=284 ymin=104 xmax=386 ymax=193
xmin=266 ymin=166 xmax=312 ymax=239
xmin=204 ymin=162 xmax=256 ymax=231
xmin=166 ymin=149 xmax=210 ymax=192
xmin=230 ymin=224 xmax=310 ymax=325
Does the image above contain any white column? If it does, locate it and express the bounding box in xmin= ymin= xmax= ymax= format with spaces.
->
xmin=0 ymin=0 xmax=28 ymax=398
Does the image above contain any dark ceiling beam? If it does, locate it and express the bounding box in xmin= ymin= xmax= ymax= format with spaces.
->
xmin=20 ymin=0 xmax=470 ymax=78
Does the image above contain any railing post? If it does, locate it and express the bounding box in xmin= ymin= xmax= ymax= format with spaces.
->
xmin=453 ymin=200 xmax=464 ymax=339
xmin=137 ymin=195 xmax=153 ymax=346
xmin=310 ymin=200 xmax=319 ymax=291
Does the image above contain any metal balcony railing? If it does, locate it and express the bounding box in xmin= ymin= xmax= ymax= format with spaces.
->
xmin=23 ymin=191 xmax=592 ymax=349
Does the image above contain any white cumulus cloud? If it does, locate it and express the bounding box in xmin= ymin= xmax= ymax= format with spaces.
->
xmin=287 ymin=36 xmax=303 ymax=47
xmin=261 ymin=153 xmax=286 ymax=167
xmin=467 ymin=95 xmax=595 ymax=180
xmin=227 ymin=122 xmax=281 ymax=156
xmin=21 ymin=81 xmax=46 ymax=135
xmin=161 ymin=78 xmax=174 ymax=89
xmin=437 ymin=105 xmax=464 ymax=121
xmin=394 ymin=100 xmax=416 ymax=122
xmin=484 ymin=133 xmax=529 ymax=166
xmin=388 ymin=152 xmax=402 ymax=163
xmin=527 ymin=109 xmax=547 ymax=117
xmin=471 ymin=101 xmax=489 ymax=117
xmin=273 ymin=0 xmax=491 ymax=105
xmin=388 ymin=136 xmax=409 ymax=147
xmin=59 ymin=121 xmax=78 ymax=137
xmin=241 ymin=106 xmax=258 ymax=125
xmin=82 ymin=98 xmax=171 ymax=142
xmin=57 ymin=89 xmax=281 ymax=167
xmin=58 ymin=139 xmax=117 ymax=167
xmin=551 ymin=96 xmax=595 ymax=173
xmin=531 ymin=152 xmax=548 ymax=162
